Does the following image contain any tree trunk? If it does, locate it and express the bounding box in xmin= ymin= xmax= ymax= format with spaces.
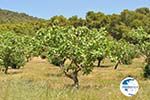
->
xmin=71 ymin=72 xmax=79 ymax=88
xmin=4 ymin=66 xmax=8 ymax=74
xmin=12 ymin=64 xmax=17 ymax=69
xmin=64 ymin=71 xmax=79 ymax=88
xmin=60 ymin=59 xmax=80 ymax=88
xmin=97 ymin=57 xmax=103 ymax=67
xmin=114 ymin=60 xmax=120 ymax=70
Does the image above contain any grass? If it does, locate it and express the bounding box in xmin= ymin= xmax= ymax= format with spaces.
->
xmin=0 ymin=57 xmax=150 ymax=100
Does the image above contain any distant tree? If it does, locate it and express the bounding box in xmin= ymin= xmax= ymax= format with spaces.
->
xmin=68 ymin=16 xmax=86 ymax=27
xmin=136 ymin=7 xmax=150 ymax=15
xmin=86 ymin=11 xmax=110 ymax=29
xmin=49 ymin=15 xmax=68 ymax=26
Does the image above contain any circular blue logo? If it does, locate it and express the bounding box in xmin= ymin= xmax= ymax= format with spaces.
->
xmin=120 ymin=77 xmax=139 ymax=97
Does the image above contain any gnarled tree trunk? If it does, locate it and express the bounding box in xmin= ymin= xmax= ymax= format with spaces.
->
xmin=72 ymin=74 xmax=79 ymax=88
xmin=60 ymin=59 xmax=81 ymax=88
xmin=64 ymin=71 xmax=79 ymax=88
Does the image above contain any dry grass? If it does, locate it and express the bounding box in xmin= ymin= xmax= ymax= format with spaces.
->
xmin=0 ymin=57 xmax=149 ymax=100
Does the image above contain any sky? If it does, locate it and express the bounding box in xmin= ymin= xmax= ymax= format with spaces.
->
xmin=0 ymin=0 xmax=150 ymax=19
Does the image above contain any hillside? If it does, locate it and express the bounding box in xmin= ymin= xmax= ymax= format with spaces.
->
xmin=0 ymin=9 xmax=43 ymax=24
xmin=0 ymin=9 xmax=47 ymax=35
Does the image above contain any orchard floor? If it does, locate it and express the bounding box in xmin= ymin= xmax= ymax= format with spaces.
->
xmin=0 ymin=57 xmax=150 ymax=100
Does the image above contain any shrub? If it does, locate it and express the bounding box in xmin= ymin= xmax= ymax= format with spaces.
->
xmin=144 ymin=63 xmax=150 ymax=78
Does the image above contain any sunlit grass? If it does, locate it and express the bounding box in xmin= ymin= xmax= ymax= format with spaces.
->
xmin=0 ymin=57 xmax=149 ymax=100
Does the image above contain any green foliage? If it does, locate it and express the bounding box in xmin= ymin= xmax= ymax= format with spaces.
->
xmin=68 ymin=16 xmax=86 ymax=27
xmin=86 ymin=11 xmax=110 ymax=29
xmin=123 ymin=27 xmax=149 ymax=44
xmin=109 ymin=39 xmax=137 ymax=65
xmin=0 ymin=21 xmax=47 ymax=36
xmin=140 ymin=41 xmax=150 ymax=62
xmin=0 ymin=7 xmax=150 ymax=38
xmin=0 ymin=7 xmax=149 ymax=81
xmin=0 ymin=32 xmax=25 ymax=72
xmin=36 ymin=26 xmax=110 ymax=75
xmin=50 ymin=56 xmax=64 ymax=66
xmin=0 ymin=31 xmax=35 ymax=73
xmin=49 ymin=15 xmax=68 ymax=26
xmin=122 ymin=27 xmax=150 ymax=78
xmin=126 ymin=28 xmax=150 ymax=63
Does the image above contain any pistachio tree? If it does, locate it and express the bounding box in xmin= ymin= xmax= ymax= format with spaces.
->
xmin=122 ymin=27 xmax=150 ymax=77
xmin=0 ymin=32 xmax=34 ymax=74
xmin=36 ymin=26 xmax=110 ymax=88
xmin=109 ymin=39 xmax=137 ymax=69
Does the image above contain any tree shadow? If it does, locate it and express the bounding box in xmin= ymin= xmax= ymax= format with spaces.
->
xmin=95 ymin=64 xmax=113 ymax=68
xmin=45 ymin=73 xmax=63 ymax=77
